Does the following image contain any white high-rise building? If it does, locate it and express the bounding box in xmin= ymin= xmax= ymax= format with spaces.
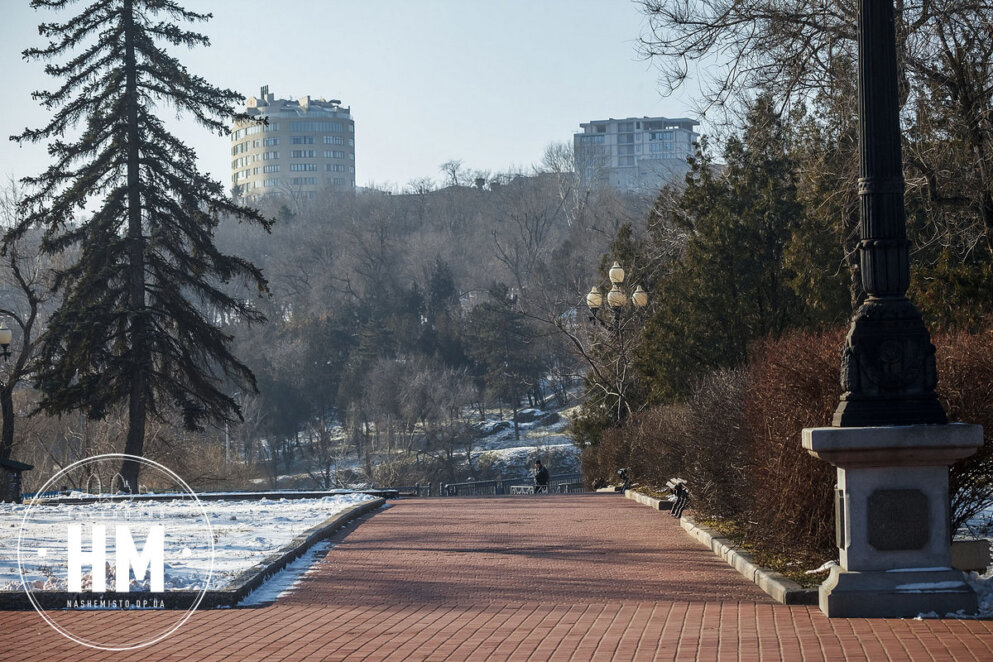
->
xmin=230 ymin=85 xmax=355 ymax=200
xmin=574 ymin=116 xmax=698 ymax=191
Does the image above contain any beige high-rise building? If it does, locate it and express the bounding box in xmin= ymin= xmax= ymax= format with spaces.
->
xmin=574 ymin=116 xmax=698 ymax=192
xmin=230 ymin=85 xmax=355 ymax=200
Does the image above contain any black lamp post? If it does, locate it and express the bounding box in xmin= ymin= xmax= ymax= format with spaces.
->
xmin=832 ymin=0 xmax=946 ymax=427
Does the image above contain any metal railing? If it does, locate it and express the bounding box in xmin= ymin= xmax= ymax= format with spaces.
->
xmin=437 ymin=473 xmax=586 ymax=497
xmin=392 ymin=483 xmax=434 ymax=497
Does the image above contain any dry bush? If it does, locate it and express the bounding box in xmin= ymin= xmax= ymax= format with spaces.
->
xmin=680 ymin=369 xmax=749 ymax=518
xmin=936 ymin=329 xmax=993 ymax=533
xmin=742 ymin=329 xmax=843 ymax=557
xmin=628 ymin=403 xmax=692 ymax=485
xmin=582 ymin=369 xmax=747 ymax=518
xmin=581 ymin=424 xmax=633 ymax=487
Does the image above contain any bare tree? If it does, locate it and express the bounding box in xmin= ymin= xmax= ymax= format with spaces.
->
xmin=0 ymin=184 xmax=55 ymax=460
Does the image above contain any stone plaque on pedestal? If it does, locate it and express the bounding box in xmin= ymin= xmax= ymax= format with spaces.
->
xmin=803 ymin=424 xmax=983 ymax=618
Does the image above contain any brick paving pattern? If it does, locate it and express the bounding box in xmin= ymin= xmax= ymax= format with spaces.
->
xmin=0 ymin=494 xmax=991 ymax=661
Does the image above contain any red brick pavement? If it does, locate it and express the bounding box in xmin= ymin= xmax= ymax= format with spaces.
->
xmin=1 ymin=494 xmax=991 ymax=661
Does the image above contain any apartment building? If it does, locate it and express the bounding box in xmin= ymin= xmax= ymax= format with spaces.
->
xmin=573 ymin=116 xmax=698 ymax=191
xmin=230 ymin=85 xmax=355 ymax=200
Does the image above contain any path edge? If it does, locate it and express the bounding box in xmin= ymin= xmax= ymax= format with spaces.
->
xmin=679 ymin=515 xmax=818 ymax=605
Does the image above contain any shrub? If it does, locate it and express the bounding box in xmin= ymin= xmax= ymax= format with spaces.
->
xmin=579 ymin=325 xmax=993 ymax=560
xmin=936 ymin=330 xmax=993 ymax=534
xmin=580 ymin=369 xmax=747 ymax=518
xmin=742 ymin=330 xmax=842 ymax=558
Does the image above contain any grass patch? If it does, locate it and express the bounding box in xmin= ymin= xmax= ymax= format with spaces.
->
xmin=695 ymin=517 xmax=833 ymax=588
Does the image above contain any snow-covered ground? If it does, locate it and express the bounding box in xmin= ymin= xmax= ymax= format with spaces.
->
xmin=237 ymin=539 xmax=336 ymax=606
xmin=0 ymin=493 xmax=376 ymax=593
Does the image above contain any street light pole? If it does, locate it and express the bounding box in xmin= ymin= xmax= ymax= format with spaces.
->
xmin=832 ymin=0 xmax=945 ymax=427
xmin=584 ymin=262 xmax=649 ymax=423
xmin=801 ymin=0 xmax=982 ymax=618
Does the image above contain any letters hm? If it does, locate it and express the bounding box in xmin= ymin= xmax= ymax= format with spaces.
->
xmin=67 ymin=524 xmax=165 ymax=593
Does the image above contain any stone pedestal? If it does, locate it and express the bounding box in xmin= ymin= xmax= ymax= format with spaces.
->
xmin=803 ymin=424 xmax=983 ymax=618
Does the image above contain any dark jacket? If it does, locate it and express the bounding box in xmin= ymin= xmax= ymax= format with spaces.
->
xmin=534 ymin=465 xmax=549 ymax=486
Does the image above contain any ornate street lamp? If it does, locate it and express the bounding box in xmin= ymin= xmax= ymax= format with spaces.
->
xmin=585 ymin=262 xmax=648 ymax=329
xmin=832 ymin=2 xmax=945 ymax=427
xmin=0 ymin=322 xmax=11 ymax=362
xmin=802 ymin=0 xmax=983 ymax=619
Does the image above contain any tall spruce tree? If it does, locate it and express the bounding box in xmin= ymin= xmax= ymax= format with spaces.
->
xmin=6 ymin=0 xmax=271 ymax=489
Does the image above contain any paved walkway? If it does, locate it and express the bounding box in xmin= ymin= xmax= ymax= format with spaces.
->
xmin=1 ymin=494 xmax=992 ymax=660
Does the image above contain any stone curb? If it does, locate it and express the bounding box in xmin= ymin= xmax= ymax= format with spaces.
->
xmin=679 ymin=516 xmax=818 ymax=605
xmin=0 ymin=497 xmax=385 ymax=611
xmin=623 ymin=489 xmax=674 ymax=511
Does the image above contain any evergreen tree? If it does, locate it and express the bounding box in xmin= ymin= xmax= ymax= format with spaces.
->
xmin=5 ymin=0 xmax=271 ymax=489
xmin=637 ymin=95 xmax=806 ymax=402
xmin=466 ymin=285 xmax=543 ymax=439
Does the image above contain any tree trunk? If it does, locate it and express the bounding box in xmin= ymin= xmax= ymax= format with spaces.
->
xmin=120 ymin=0 xmax=148 ymax=493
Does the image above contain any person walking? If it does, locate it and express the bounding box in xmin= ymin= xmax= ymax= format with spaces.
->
xmin=533 ymin=460 xmax=549 ymax=494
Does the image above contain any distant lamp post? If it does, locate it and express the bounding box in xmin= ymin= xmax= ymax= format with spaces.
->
xmin=586 ymin=262 xmax=648 ymax=329
xmin=0 ymin=323 xmax=11 ymax=362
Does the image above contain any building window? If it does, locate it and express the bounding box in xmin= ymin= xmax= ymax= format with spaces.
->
xmin=290 ymin=163 xmax=317 ymax=171
xmin=323 ymin=150 xmax=345 ymax=159
xmin=579 ymin=135 xmax=605 ymax=144
xmin=323 ymin=135 xmax=344 ymax=145
xmin=291 ymin=177 xmax=317 ymax=185
xmin=618 ymin=122 xmax=634 ymax=132
xmin=263 ymin=137 xmax=280 ymax=146
xmin=619 ymin=156 xmax=634 ymax=166
xmin=262 ymin=122 xmax=280 ymax=132
xmin=618 ymin=134 xmax=634 ymax=144
xmin=291 ymin=136 xmax=315 ymax=144
xmin=263 ymin=151 xmax=279 ymax=160
xmin=290 ymin=150 xmax=316 ymax=158
xmin=263 ymin=178 xmax=279 ymax=187
xmin=326 ymin=164 xmax=346 ymax=172
xmin=290 ymin=121 xmax=343 ymax=132
xmin=331 ymin=177 xmax=347 ymax=185
xmin=263 ymin=165 xmax=280 ymax=173
xmin=595 ymin=124 xmax=606 ymax=133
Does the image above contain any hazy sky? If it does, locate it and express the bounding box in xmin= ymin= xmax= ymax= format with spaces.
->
xmin=0 ymin=0 xmax=699 ymax=190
